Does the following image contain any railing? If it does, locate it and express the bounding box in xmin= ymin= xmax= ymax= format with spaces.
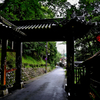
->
xmin=74 ymin=67 xmax=86 ymax=84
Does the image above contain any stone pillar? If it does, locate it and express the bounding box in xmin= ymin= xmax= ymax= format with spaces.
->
xmin=0 ymin=38 xmax=8 ymax=96
xmin=14 ymin=41 xmax=24 ymax=89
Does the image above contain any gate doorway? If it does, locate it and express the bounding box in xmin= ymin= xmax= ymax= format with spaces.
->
xmin=0 ymin=15 xmax=95 ymax=99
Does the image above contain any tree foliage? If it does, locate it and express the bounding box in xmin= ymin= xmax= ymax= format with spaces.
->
xmin=74 ymin=0 xmax=100 ymax=61
xmin=74 ymin=23 xmax=100 ymax=61
xmin=23 ymin=41 xmax=58 ymax=65
xmin=47 ymin=42 xmax=57 ymax=65
xmin=56 ymin=51 xmax=62 ymax=62
xmin=0 ymin=0 xmax=55 ymax=21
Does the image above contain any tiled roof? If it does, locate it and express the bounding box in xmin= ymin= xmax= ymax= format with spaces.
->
xmin=0 ymin=15 xmax=96 ymax=41
xmin=12 ymin=17 xmax=98 ymax=31
xmin=0 ymin=15 xmax=26 ymax=36
xmin=16 ymin=24 xmax=54 ymax=30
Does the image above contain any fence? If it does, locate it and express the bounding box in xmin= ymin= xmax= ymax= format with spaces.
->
xmin=74 ymin=67 xmax=86 ymax=84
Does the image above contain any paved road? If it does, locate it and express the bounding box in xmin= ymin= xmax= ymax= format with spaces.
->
xmin=0 ymin=67 xmax=67 ymax=100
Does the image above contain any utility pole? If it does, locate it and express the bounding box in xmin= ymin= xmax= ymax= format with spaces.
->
xmin=45 ymin=41 xmax=48 ymax=73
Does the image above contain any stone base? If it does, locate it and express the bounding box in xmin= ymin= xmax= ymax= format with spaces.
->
xmin=0 ymin=89 xmax=8 ymax=96
xmin=14 ymin=82 xmax=24 ymax=89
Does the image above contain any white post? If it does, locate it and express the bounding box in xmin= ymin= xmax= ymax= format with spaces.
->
xmin=6 ymin=40 xmax=8 ymax=48
xmin=12 ymin=41 xmax=14 ymax=49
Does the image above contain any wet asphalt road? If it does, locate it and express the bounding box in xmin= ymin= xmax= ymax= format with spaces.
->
xmin=0 ymin=67 xmax=67 ymax=100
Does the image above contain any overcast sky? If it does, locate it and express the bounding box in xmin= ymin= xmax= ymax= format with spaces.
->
xmin=56 ymin=41 xmax=66 ymax=54
xmin=67 ymin=0 xmax=79 ymax=7
xmin=0 ymin=0 xmax=4 ymax=3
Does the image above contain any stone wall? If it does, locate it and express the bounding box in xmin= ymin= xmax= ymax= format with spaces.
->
xmin=6 ymin=71 xmax=15 ymax=88
xmin=22 ymin=67 xmax=45 ymax=81
xmin=22 ymin=67 xmax=51 ymax=81
xmin=0 ymin=67 xmax=51 ymax=88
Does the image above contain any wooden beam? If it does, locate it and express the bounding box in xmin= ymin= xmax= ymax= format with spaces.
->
xmin=14 ymin=41 xmax=24 ymax=89
xmin=15 ymin=41 xmax=22 ymax=84
xmin=6 ymin=68 xmax=17 ymax=73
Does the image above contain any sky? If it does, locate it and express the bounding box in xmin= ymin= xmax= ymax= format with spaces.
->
xmin=67 ymin=0 xmax=79 ymax=7
xmin=56 ymin=41 xmax=66 ymax=54
xmin=0 ymin=0 xmax=4 ymax=3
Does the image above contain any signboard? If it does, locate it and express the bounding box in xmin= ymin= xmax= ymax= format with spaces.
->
xmin=45 ymin=57 xmax=47 ymax=60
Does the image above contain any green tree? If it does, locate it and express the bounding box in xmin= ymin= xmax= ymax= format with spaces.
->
xmin=74 ymin=23 xmax=100 ymax=61
xmin=23 ymin=42 xmax=46 ymax=60
xmin=55 ymin=51 xmax=62 ymax=62
xmin=23 ymin=41 xmax=58 ymax=66
xmin=47 ymin=42 xmax=57 ymax=65
xmin=0 ymin=0 xmax=55 ymax=21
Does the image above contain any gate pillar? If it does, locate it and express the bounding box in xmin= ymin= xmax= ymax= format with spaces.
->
xmin=0 ymin=39 xmax=8 ymax=96
xmin=67 ymin=34 xmax=74 ymax=98
xmin=14 ymin=41 xmax=24 ymax=89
